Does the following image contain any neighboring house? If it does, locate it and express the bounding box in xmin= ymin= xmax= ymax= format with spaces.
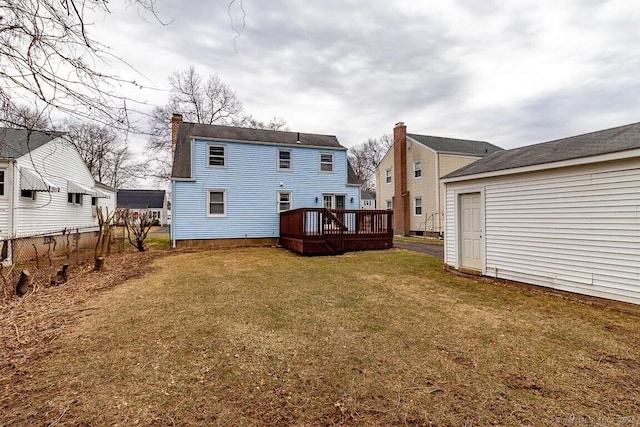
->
xmin=442 ymin=121 xmax=640 ymax=305
xmin=117 ymin=189 xmax=168 ymax=225
xmin=0 ymin=127 xmax=113 ymax=240
xmin=377 ymin=122 xmax=502 ymax=237
xmin=170 ymin=114 xmax=360 ymax=247
xmin=360 ymin=190 xmax=376 ymax=209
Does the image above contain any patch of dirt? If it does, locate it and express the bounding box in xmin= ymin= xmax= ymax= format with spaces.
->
xmin=0 ymin=249 xmax=173 ymax=386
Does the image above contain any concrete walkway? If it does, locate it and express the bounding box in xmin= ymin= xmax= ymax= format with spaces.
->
xmin=393 ymin=239 xmax=444 ymax=259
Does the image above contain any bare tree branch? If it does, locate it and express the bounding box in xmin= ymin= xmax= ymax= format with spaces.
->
xmin=0 ymin=0 xmax=163 ymax=129
xmin=348 ymin=134 xmax=393 ymax=192
xmin=145 ymin=66 xmax=288 ymax=180
xmin=63 ymin=119 xmax=137 ymax=188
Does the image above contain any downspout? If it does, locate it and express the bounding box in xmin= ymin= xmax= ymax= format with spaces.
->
xmin=434 ymin=153 xmax=440 ymax=232
xmin=9 ymin=159 xmax=17 ymax=238
xmin=171 ymin=179 xmax=176 ymax=249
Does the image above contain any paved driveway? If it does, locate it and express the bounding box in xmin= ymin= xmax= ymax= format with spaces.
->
xmin=393 ymin=239 xmax=444 ymax=259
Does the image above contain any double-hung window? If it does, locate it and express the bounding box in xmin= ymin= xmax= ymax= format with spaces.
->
xmin=0 ymin=170 xmax=4 ymax=196
xmin=208 ymin=190 xmax=226 ymax=217
xmin=278 ymin=191 xmax=292 ymax=212
xmin=386 ymin=200 xmax=392 ymax=210
xmin=385 ymin=168 xmax=392 ymax=184
xmin=414 ymin=197 xmax=422 ymax=216
xmin=414 ymin=161 xmax=422 ymax=178
xmin=208 ymin=145 xmax=225 ymax=167
xmin=320 ymin=153 xmax=333 ymax=172
xmin=278 ymin=150 xmax=291 ymax=170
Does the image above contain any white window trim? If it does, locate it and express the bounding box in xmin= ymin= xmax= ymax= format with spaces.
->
xmin=277 ymin=191 xmax=292 ymax=213
xmin=68 ymin=193 xmax=83 ymax=206
xmin=385 ymin=199 xmax=392 ymax=210
xmin=385 ymin=168 xmax=392 ymax=184
xmin=413 ymin=161 xmax=422 ymax=179
xmin=278 ymin=149 xmax=292 ymax=171
xmin=414 ymin=197 xmax=423 ymax=216
xmin=319 ymin=152 xmax=334 ymax=173
xmin=207 ymin=189 xmax=227 ymax=217
xmin=207 ymin=144 xmax=226 ymax=168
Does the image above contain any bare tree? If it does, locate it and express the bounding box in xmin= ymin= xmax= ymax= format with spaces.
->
xmin=119 ymin=208 xmax=153 ymax=252
xmin=94 ymin=206 xmax=117 ymax=271
xmin=0 ymin=96 xmax=50 ymax=130
xmin=63 ymin=120 xmax=137 ymax=188
xmin=146 ymin=66 xmax=287 ymax=179
xmin=234 ymin=115 xmax=289 ymax=131
xmin=348 ymin=134 xmax=393 ymax=192
xmin=0 ymin=0 xmax=162 ymax=128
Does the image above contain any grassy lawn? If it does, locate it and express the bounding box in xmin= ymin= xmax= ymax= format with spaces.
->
xmin=3 ymin=248 xmax=639 ymax=426
xmin=394 ymin=235 xmax=444 ymax=245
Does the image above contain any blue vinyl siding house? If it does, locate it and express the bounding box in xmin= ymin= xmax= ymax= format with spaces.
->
xmin=170 ymin=115 xmax=360 ymax=247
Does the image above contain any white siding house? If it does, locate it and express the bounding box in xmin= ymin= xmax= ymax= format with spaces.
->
xmin=442 ymin=122 xmax=640 ymax=305
xmin=0 ymin=128 xmax=113 ymax=240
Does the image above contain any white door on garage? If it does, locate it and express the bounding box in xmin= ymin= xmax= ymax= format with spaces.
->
xmin=460 ymin=193 xmax=482 ymax=271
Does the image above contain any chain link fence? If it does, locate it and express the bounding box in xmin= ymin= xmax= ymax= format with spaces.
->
xmin=1 ymin=225 xmax=126 ymax=299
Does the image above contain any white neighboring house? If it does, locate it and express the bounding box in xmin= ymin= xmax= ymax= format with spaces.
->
xmin=360 ymin=190 xmax=376 ymax=210
xmin=442 ymin=122 xmax=640 ymax=305
xmin=116 ymin=189 xmax=168 ymax=226
xmin=0 ymin=127 xmax=114 ymax=240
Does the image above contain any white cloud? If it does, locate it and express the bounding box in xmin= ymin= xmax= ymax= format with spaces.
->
xmin=82 ymin=0 xmax=640 ymax=151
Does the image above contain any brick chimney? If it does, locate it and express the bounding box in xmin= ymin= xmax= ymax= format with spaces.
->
xmin=171 ymin=113 xmax=183 ymax=155
xmin=393 ymin=122 xmax=410 ymax=236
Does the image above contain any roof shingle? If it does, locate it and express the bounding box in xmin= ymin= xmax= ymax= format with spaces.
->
xmin=443 ymin=121 xmax=640 ymax=179
xmin=407 ymin=133 xmax=503 ymax=157
xmin=0 ymin=127 xmax=66 ymax=158
xmin=117 ymin=189 xmax=166 ymax=209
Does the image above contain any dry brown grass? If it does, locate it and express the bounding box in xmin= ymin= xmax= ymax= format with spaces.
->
xmin=1 ymin=247 xmax=639 ymax=426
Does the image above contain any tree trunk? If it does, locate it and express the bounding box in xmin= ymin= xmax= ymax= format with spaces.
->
xmin=16 ymin=270 xmax=32 ymax=296
xmin=52 ymin=263 xmax=69 ymax=285
xmin=94 ymin=256 xmax=105 ymax=272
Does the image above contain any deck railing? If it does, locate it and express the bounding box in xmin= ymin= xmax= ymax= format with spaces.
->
xmin=280 ymin=208 xmax=394 ymax=254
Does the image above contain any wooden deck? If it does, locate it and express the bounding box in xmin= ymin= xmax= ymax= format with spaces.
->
xmin=280 ymin=208 xmax=393 ymax=255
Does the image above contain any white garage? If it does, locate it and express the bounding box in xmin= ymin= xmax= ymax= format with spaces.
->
xmin=442 ymin=122 xmax=640 ymax=305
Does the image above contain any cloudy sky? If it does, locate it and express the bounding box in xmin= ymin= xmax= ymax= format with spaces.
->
xmin=92 ymin=0 xmax=640 ymax=151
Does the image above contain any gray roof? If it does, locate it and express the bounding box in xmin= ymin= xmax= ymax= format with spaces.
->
xmin=407 ymin=133 xmax=503 ymax=157
xmin=117 ymin=189 xmax=165 ymax=209
xmin=0 ymin=127 xmax=66 ymax=158
xmin=444 ymin=121 xmax=640 ymax=179
xmin=172 ymin=122 xmax=349 ymax=179
xmin=361 ymin=190 xmax=376 ymax=199
xmin=347 ymin=162 xmax=359 ymax=185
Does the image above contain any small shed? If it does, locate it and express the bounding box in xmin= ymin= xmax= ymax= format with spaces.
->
xmin=442 ymin=122 xmax=640 ymax=305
